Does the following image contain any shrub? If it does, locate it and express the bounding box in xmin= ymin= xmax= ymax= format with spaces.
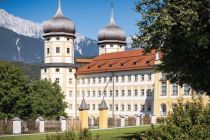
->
xmin=156 ymin=117 xmax=166 ymax=124
xmin=133 ymin=97 xmax=210 ymax=140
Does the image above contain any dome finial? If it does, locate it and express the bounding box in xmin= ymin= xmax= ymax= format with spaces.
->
xmin=55 ymin=0 xmax=63 ymax=17
xmin=109 ymin=1 xmax=116 ymax=25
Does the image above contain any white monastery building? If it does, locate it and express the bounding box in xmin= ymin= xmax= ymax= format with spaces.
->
xmin=41 ymin=0 xmax=209 ymax=118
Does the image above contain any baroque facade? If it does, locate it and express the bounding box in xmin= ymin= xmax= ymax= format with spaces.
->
xmin=41 ymin=0 xmax=209 ymax=119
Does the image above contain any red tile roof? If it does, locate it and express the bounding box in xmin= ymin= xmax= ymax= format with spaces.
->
xmin=77 ymin=49 xmax=156 ymax=75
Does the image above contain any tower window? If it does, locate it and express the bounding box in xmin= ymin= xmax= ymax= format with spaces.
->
xmin=55 ymin=68 xmax=60 ymax=72
xmin=47 ymin=48 xmax=50 ymax=54
xmin=56 ymin=47 xmax=60 ymax=53
xmin=69 ymin=78 xmax=72 ymax=84
xmin=55 ymin=78 xmax=59 ymax=84
xmin=67 ymin=48 xmax=70 ymax=53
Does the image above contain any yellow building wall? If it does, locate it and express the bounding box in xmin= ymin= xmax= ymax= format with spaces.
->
xmin=153 ymin=67 xmax=209 ymax=117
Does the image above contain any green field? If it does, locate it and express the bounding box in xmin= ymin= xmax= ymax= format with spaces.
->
xmin=0 ymin=126 xmax=150 ymax=140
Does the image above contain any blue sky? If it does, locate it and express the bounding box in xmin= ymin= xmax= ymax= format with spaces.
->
xmin=0 ymin=0 xmax=140 ymax=39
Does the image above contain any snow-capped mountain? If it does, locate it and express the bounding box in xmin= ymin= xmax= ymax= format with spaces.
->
xmin=0 ymin=9 xmax=99 ymax=63
xmin=0 ymin=9 xmax=43 ymax=38
xmin=0 ymin=9 xmax=132 ymax=63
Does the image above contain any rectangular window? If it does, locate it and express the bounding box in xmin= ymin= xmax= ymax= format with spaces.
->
xmin=121 ymin=104 xmax=124 ymax=111
xmin=98 ymin=91 xmax=101 ymax=97
xmin=69 ymin=69 xmax=72 ymax=72
xmin=93 ymin=78 xmax=95 ymax=84
xmin=92 ymin=91 xmax=95 ymax=97
xmin=141 ymin=75 xmax=144 ymax=81
xmin=135 ymin=75 xmax=138 ymax=82
xmin=147 ymin=89 xmax=152 ymax=96
xmin=44 ymin=69 xmax=47 ymax=73
xmin=109 ymin=104 xmax=113 ymax=111
xmin=128 ymin=105 xmax=131 ymax=111
xmin=87 ymin=78 xmax=90 ymax=84
xmin=134 ymin=90 xmax=138 ymax=96
xmin=55 ymin=78 xmax=59 ymax=84
xmin=148 ymin=74 xmax=152 ymax=81
xmin=103 ymin=91 xmax=107 ymax=97
xmin=141 ymin=89 xmax=144 ymax=96
xmin=121 ymin=90 xmax=125 ymax=97
xmin=128 ymin=75 xmax=131 ymax=82
xmin=98 ymin=77 xmax=101 ymax=83
xmin=134 ymin=104 xmax=138 ymax=111
xmin=184 ymin=84 xmax=190 ymax=95
xmin=115 ymin=76 xmax=118 ymax=83
xmin=92 ymin=104 xmax=95 ymax=110
xmin=69 ymin=91 xmax=72 ymax=97
xmin=81 ymin=79 xmax=85 ymax=84
xmin=128 ymin=90 xmax=131 ymax=96
xmin=67 ymin=48 xmax=70 ymax=53
xmin=69 ymin=104 xmax=72 ymax=110
xmin=122 ymin=76 xmax=125 ymax=82
xmin=115 ymin=90 xmax=119 ymax=97
xmin=172 ymin=83 xmax=178 ymax=96
xmin=56 ymin=68 xmax=60 ymax=72
xmin=87 ymin=91 xmax=90 ymax=97
xmin=47 ymin=48 xmax=50 ymax=54
xmin=109 ymin=77 xmax=113 ymax=82
xmin=109 ymin=90 xmax=113 ymax=97
xmin=56 ymin=47 xmax=60 ymax=53
xmin=141 ymin=105 xmax=145 ymax=112
xmin=161 ymin=82 xmax=167 ymax=96
xmin=115 ymin=104 xmax=118 ymax=111
xmin=69 ymin=78 xmax=72 ymax=84
xmin=104 ymin=77 xmax=107 ymax=83
xmin=82 ymin=91 xmax=85 ymax=97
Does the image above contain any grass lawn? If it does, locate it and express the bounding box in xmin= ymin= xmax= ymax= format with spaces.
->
xmin=0 ymin=126 xmax=151 ymax=140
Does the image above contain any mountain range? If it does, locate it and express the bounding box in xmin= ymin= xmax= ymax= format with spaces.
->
xmin=0 ymin=9 xmax=132 ymax=63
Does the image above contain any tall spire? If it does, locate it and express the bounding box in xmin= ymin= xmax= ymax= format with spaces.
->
xmin=109 ymin=1 xmax=116 ymax=25
xmin=55 ymin=0 xmax=63 ymax=17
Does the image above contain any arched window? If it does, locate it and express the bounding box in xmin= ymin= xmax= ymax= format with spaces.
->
xmin=160 ymin=103 xmax=167 ymax=116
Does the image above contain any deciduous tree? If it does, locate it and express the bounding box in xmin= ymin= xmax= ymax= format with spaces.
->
xmin=133 ymin=0 xmax=210 ymax=95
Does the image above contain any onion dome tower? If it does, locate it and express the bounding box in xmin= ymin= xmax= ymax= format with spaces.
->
xmin=98 ymin=3 xmax=127 ymax=55
xmin=41 ymin=0 xmax=77 ymax=118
